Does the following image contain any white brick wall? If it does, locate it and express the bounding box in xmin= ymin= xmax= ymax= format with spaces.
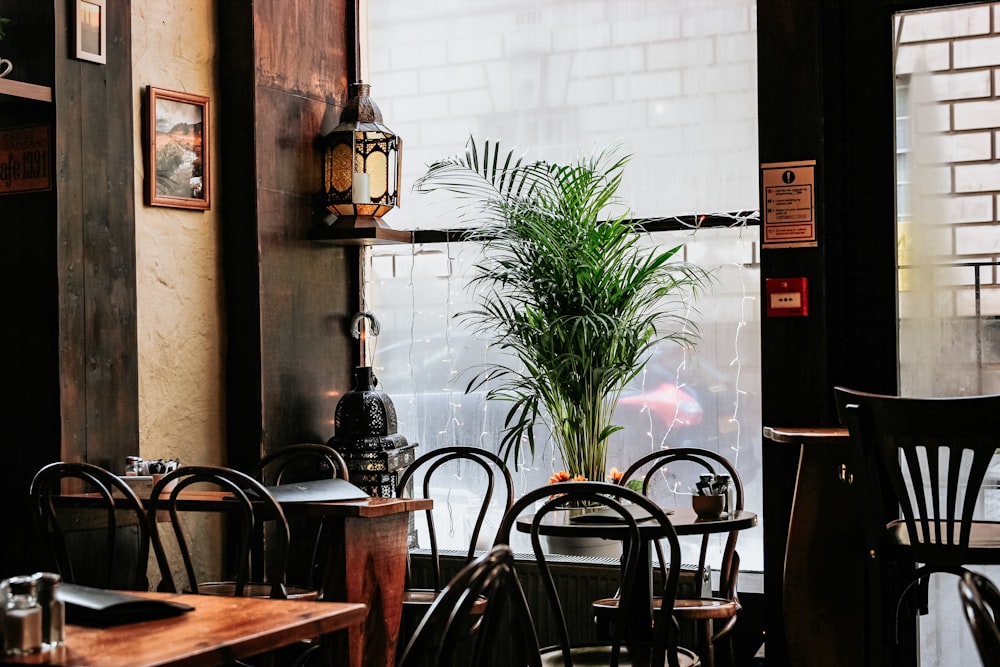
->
xmin=368 ymin=0 xmax=759 ymax=226
xmin=896 ymin=2 xmax=1000 ymax=299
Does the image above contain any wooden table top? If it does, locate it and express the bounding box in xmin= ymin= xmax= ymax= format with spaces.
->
xmin=61 ymin=490 xmax=432 ymax=518
xmin=762 ymin=425 xmax=849 ymax=445
xmin=0 ymin=591 xmax=366 ymax=667
xmin=517 ymin=507 xmax=758 ymax=538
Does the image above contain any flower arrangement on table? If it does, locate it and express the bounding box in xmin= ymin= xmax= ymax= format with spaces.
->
xmin=415 ymin=137 xmax=710 ymax=485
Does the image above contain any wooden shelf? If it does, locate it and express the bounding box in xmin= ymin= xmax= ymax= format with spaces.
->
xmin=0 ymin=78 xmax=52 ymax=103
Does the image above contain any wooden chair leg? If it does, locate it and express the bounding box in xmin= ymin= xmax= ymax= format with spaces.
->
xmin=700 ymin=619 xmax=715 ymax=667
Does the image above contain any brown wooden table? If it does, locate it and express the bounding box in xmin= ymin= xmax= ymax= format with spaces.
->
xmin=0 ymin=591 xmax=366 ymax=667
xmin=61 ymin=492 xmax=431 ymax=667
xmin=762 ymin=426 xmax=859 ymax=667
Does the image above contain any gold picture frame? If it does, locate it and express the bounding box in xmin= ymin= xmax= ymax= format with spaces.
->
xmin=145 ymin=87 xmax=211 ymax=210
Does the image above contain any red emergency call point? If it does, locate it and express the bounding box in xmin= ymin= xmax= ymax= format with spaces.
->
xmin=766 ymin=277 xmax=808 ymax=317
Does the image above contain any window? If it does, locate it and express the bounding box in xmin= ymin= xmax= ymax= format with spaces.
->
xmin=364 ymin=0 xmax=762 ymax=569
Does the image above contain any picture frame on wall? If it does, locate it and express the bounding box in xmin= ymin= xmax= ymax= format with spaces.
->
xmin=75 ymin=0 xmax=107 ymax=64
xmin=145 ymin=86 xmax=211 ymax=210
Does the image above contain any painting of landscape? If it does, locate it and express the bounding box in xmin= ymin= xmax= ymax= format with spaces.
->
xmin=146 ymin=87 xmax=210 ymax=209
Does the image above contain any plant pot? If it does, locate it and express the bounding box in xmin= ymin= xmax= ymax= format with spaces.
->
xmin=542 ymin=507 xmax=623 ymax=559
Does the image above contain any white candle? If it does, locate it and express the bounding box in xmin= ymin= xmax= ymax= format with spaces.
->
xmin=352 ymin=173 xmax=371 ymax=204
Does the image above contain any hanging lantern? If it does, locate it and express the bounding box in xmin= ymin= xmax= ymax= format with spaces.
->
xmin=326 ymin=313 xmax=416 ymax=497
xmin=322 ymin=81 xmax=406 ymax=243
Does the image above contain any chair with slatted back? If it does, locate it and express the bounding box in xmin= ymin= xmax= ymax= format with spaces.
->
xmin=30 ymin=461 xmax=151 ymax=591
xmin=254 ymin=443 xmax=350 ymax=592
xmin=959 ymin=570 xmax=1000 ymax=667
xmin=592 ymin=448 xmax=743 ymax=667
xmin=398 ymin=544 xmax=542 ymax=667
xmin=835 ymin=387 xmax=1000 ymax=664
xmin=495 ymin=481 xmax=700 ymax=667
xmin=395 ymin=446 xmax=515 ymax=652
xmin=148 ymin=465 xmax=302 ymax=600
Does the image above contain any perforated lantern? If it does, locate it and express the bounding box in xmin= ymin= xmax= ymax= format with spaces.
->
xmin=323 ymin=82 xmax=402 ymax=234
xmin=327 ymin=366 xmax=415 ymax=498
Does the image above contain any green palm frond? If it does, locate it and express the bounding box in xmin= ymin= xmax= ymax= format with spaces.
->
xmin=417 ymin=135 xmax=712 ymax=480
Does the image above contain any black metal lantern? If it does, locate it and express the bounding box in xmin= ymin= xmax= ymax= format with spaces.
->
xmin=327 ymin=365 xmax=415 ymax=497
xmin=323 ymin=81 xmax=403 ymax=239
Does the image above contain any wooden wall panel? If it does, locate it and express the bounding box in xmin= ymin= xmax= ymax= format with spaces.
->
xmin=219 ymin=0 xmax=355 ymax=474
xmin=55 ymin=0 xmax=138 ymax=471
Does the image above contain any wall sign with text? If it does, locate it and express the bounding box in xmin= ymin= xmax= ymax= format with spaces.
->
xmin=761 ymin=159 xmax=816 ymax=247
xmin=0 ymin=124 xmax=52 ymax=196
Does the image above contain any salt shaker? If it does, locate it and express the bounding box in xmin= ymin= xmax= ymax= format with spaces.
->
xmin=716 ymin=474 xmax=733 ymax=516
xmin=34 ymin=573 xmax=64 ymax=648
xmin=3 ymin=576 xmax=42 ymax=655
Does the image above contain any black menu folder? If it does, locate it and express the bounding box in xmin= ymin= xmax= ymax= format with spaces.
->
xmin=61 ymin=583 xmax=194 ymax=626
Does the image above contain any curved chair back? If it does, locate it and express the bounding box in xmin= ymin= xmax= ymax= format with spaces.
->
xmin=620 ymin=448 xmax=744 ymax=603
xmin=29 ymin=461 xmax=150 ymax=591
xmin=397 ymin=446 xmax=515 ymax=591
xmin=253 ymin=443 xmax=350 ymax=593
xmin=495 ymin=481 xmax=698 ymax=667
xmin=959 ymin=570 xmax=1000 ymax=667
xmin=148 ymin=465 xmax=291 ymax=599
xmin=398 ymin=545 xmax=542 ymax=667
xmin=253 ymin=443 xmax=349 ymax=485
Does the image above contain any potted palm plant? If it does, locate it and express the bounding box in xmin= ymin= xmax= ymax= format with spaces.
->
xmin=414 ymin=137 xmax=711 ymax=485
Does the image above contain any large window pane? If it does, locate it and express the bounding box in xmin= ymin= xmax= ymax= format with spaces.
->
xmin=365 ymin=0 xmax=762 ymax=570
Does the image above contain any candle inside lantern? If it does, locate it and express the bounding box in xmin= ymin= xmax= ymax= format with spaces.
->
xmin=352 ymin=172 xmax=370 ymax=204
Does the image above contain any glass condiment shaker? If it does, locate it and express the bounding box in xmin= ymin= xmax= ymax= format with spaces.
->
xmin=3 ymin=575 xmax=42 ymax=655
xmin=34 ymin=573 xmax=64 ymax=648
xmin=125 ymin=456 xmax=144 ymax=476
xmin=716 ymin=474 xmax=733 ymax=516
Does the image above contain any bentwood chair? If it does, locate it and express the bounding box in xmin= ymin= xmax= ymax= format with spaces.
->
xmin=254 ymin=443 xmax=350 ymax=592
xmin=254 ymin=443 xmax=349 ymax=485
xmin=835 ymin=387 xmax=1000 ymax=663
xmin=396 ymin=446 xmax=515 ymax=648
xmin=495 ymin=481 xmax=700 ymax=667
xmin=398 ymin=544 xmax=542 ymax=667
xmin=595 ymin=449 xmax=744 ymax=667
xmin=148 ymin=465 xmax=303 ymax=599
xmin=959 ymin=570 xmax=1000 ymax=667
xmin=30 ymin=461 xmax=150 ymax=591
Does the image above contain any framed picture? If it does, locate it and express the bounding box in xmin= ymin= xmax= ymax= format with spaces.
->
xmin=145 ymin=87 xmax=211 ymax=210
xmin=75 ymin=0 xmax=107 ymax=64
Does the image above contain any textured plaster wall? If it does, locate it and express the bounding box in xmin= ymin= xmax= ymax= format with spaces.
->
xmin=131 ymin=1 xmax=225 ymax=469
xmin=131 ymin=0 xmax=225 ymax=581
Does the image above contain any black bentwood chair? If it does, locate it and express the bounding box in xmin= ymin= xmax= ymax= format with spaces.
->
xmin=596 ymin=448 xmax=744 ymax=667
xmin=495 ymin=481 xmax=700 ymax=667
xmin=395 ymin=446 xmax=515 ymax=647
xmin=959 ymin=570 xmax=1000 ymax=667
xmin=835 ymin=387 xmax=1000 ymax=665
xmin=30 ymin=461 xmax=151 ymax=591
xmin=148 ymin=465 xmax=305 ymax=600
xmin=398 ymin=544 xmax=542 ymax=667
xmin=254 ymin=443 xmax=350 ymax=592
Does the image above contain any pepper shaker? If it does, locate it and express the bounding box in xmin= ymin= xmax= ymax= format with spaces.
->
xmin=34 ymin=573 xmax=64 ymax=648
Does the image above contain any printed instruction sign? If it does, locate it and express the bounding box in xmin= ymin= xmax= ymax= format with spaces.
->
xmin=761 ymin=160 xmax=816 ymax=247
xmin=0 ymin=124 xmax=52 ymax=196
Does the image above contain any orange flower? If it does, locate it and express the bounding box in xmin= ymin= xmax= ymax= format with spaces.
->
xmin=548 ymin=470 xmax=589 ymax=484
xmin=548 ymin=470 xmax=571 ymax=484
xmin=607 ymin=467 xmax=624 ymax=483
